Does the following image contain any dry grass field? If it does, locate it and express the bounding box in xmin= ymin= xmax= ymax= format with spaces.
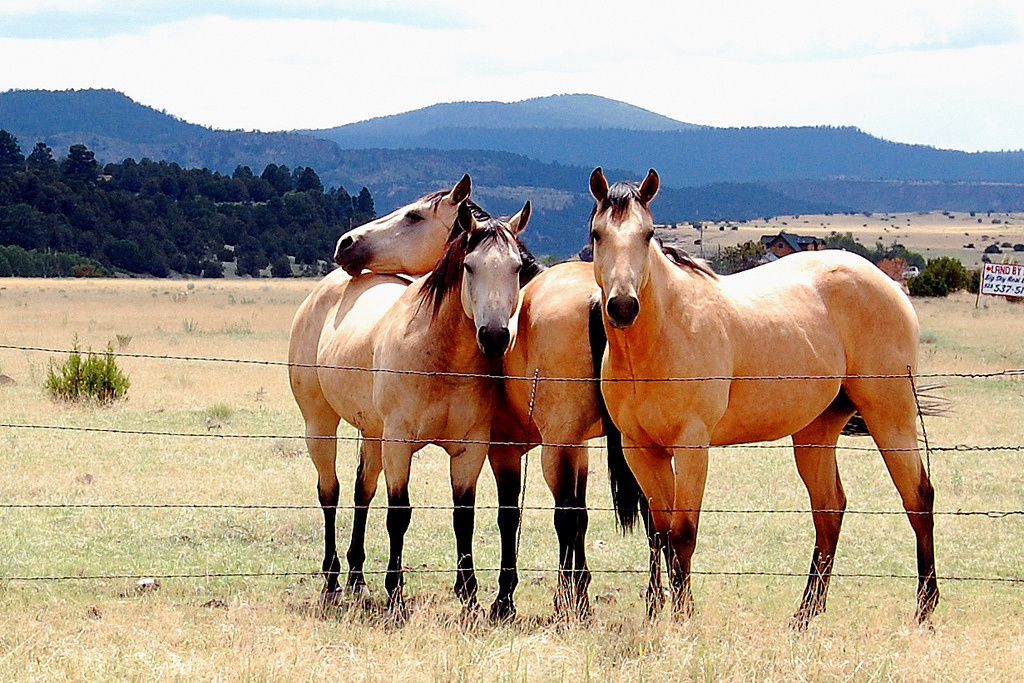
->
xmin=1 ymin=276 xmax=1024 ymax=682
xmin=658 ymin=210 xmax=1024 ymax=268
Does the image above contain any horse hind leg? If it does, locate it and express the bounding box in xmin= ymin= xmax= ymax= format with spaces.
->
xmin=543 ymin=444 xmax=590 ymax=619
xmin=447 ymin=442 xmax=490 ymax=615
xmin=571 ymin=458 xmax=593 ymax=620
xmin=486 ymin=441 xmax=525 ymax=622
xmin=790 ymin=399 xmax=854 ymax=630
xmin=851 ymin=381 xmax=938 ymax=624
xmin=304 ymin=413 xmax=343 ymax=601
xmin=345 ymin=435 xmax=383 ymax=597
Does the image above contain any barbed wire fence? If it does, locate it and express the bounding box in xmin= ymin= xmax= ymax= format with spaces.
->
xmin=1 ymin=342 xmax=1023 ymax=590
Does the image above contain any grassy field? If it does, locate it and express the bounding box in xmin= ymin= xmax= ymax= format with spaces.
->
xmin=658 ymin=210 xmax=1024 ymax=268
xmin=1 ymin=277 xmax=1024 ymax=682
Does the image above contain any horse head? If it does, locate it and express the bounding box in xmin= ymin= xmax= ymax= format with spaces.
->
xmin=588 ymin=167 xmax=660 ymax=329
xmin=334 ymin=174 xmax=472 ymax=276
xmin=421 ymin=199 xmax=531 ymax=357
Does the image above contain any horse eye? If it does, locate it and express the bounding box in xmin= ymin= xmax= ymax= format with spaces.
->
xmin=590 ymin=229 xmax=600 ymax=243
xmin=514 ymin=264 xmax=522 ymax=273
xmin=644 ymin=230 xmax=655 ymax=242
xmin=406 ymin=212 xmax=424 ymax=223
xmin=464 ymin=263 xmax=474 ymax=274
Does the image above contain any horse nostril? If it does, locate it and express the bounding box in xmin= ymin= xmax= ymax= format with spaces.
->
xmin=477 ymin=326 xmax=511 ymax=357
xmin=337 ymin=235 xmax=354 ymax=252
xmin=606 ymin=295 xmax=640 ymax=328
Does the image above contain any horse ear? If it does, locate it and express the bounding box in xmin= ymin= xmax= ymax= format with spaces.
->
xmin=508 ymin=201 xmax=531 ymax=236
xmin=639 ymin=168 xmax=659 ymax=205
xmin=454 ymin=198 xmax=477 ymax=234
xmin=447 ymin=174 xmax=472 ymax=205
xmin=590 ymin=167 xmax=609 ymax=202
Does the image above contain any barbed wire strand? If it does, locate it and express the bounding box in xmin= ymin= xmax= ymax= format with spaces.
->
xmin=1 ymin=501 xmax=1022 ymax=517
xmin=2 ymin=568 xmax=1022 ymax=584
xmin=3 ymin=422 xmax=1020 ymax=454
xmin=2 ymin=343 xmax=1022 ymax=383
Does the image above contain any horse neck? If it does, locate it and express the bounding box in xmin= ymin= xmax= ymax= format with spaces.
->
xmin=607 ymin=248 xmax=706 ymax=357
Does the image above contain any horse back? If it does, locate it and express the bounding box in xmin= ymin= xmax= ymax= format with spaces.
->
xmin=707 ymin=250 xmax=920 ymax=443
xmin=288 ymin=268 xmax=409 ymax=433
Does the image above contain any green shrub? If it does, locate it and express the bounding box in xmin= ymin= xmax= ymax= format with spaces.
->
xmin=907 ymin=256 xmax=970 ymax=297
xmin=46 ymin=338 xmax=130 ymax=403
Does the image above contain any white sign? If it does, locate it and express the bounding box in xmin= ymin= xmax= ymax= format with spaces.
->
xmin=981 ymin=262 xmax=1024 ymax=297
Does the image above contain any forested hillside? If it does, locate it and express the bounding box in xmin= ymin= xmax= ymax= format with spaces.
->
xmin=0 ymin=130 xmax=373 ymax=277
xmin=6 ymin=88 xmax=1024 ymax=261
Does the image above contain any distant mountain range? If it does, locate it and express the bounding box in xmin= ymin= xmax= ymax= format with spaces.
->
xmin=4 ymin=88 xmax=1024 ymax=257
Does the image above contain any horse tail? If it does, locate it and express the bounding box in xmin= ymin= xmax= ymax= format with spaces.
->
xmin=588 ymin=297 xmax=643 ymax=533
xmin=841 ymin=383 xmax=950 ymax=436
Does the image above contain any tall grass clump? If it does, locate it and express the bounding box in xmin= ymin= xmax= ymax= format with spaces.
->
xmin=45 ymin=337 xmax=130 ymax=404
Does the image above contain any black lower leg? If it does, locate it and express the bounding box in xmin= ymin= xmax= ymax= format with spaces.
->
xmin=318 ymin=482 xmax=341 ymax=597
xmin=491 ymin=469 xmax=521 ymax=621
xmin=571 ymin=484 xmax=592 ymax=618
xmin=385 ymin=489 xmax=412 ymax=614
xmin=669 ymin=523 xmax=697 ymax=618
xmin=345 ymin=467 xmax=373 ymax=593
xmin=553 ymin=497 xmax=576 ymax=614
xmin=452 ymin=488 xmax=478 ymax=605
xmin=642 ymin=503 xmax=664 ymax=618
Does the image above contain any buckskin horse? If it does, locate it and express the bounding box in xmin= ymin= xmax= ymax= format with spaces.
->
xmin=289 ymin=181 xmax=538 ymax=619
xmin=588 ymin=167 xmax=938 ymax=627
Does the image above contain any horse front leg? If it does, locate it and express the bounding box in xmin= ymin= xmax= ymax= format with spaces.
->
xmin=487 ymin=441 xmax=525 ymax=622
xmin=639 ymin=496 xmax=665 ymax=618
xmin=447 ymin=440 xmax=490 ymax=615
xmin=622 ymin=443 xmax=676 ymax=620
xmin=345 ymin=435 xmax=383 ymax=597
xmin=668 ymin=445 xmax=709 ymax=619
xmin=381 ymin=437 xmax=416 ymax=622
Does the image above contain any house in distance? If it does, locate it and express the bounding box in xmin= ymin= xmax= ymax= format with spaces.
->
xmin=761 ymin=232 xmax=827 ymax=260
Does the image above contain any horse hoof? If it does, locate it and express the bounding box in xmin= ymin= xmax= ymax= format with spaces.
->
xmin=488 ymin=598 xmax=516 ymax=624
xmin=345 ymin=582 xmax=371 ymax=599
xmin=459 ymin=601 xmax=486 ymax=627
xmin=320 ymin=588 xmax=343 ymax=607
xmin=790 ymin=611 xmax=811 ymax=632
xmin=385 ymin=600 xmax=409 ymax=626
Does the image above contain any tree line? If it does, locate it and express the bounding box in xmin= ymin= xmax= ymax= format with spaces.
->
xmin=0 ymin=130 xmax=375 ymax=277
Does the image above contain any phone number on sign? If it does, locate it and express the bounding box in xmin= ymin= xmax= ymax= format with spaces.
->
xmin=983 ymin=282 xmax=1024 ymax=295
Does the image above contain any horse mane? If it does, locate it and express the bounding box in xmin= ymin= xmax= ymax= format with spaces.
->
xmin=659 ymin=242 xmax=718 ymax=278
xmin=517 ymin=237 xmax=544 ymax=286
xmin=423 ymin=190 xmax=490 ymax=222
xmin=418 ymin=208 xmax=534 ymax=315
xmin=589 ymin=180 xmax=717 ymax=279
xmin=589 ymin=180 xmax=644 ymax=224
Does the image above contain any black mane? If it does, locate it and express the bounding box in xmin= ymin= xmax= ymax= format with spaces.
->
xmin=419 ymin=207 xmax=541 ymax=315
xmin=589 ymin=181 xmax=717 ymax=278
xmin=589 ymin=180 xmax=644 ymax=224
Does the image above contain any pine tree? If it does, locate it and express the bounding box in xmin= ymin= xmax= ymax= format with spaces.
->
xmin=0 ymin=130 xmax=24 ymax=172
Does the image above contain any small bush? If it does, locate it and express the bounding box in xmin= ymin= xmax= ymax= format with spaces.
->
xmin=907 ymin=256 xmax=970 ymax=297
xmin=46 ymin=339 xmax=129 ymax=403
xmin=908 ymin=270 xmax=948 ymax=297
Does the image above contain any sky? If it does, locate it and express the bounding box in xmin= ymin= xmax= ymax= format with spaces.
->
xmin=2 ymin=0 xmax=1024 ymax=152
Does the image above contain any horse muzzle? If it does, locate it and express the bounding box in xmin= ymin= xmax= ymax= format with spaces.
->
xmin=334 ymin=234 xmax=370 ymax=276
xmin=606 ymin=294 xmax=640 ymax=329
xmin=476 ymin=325 xmax=511 ymax=358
